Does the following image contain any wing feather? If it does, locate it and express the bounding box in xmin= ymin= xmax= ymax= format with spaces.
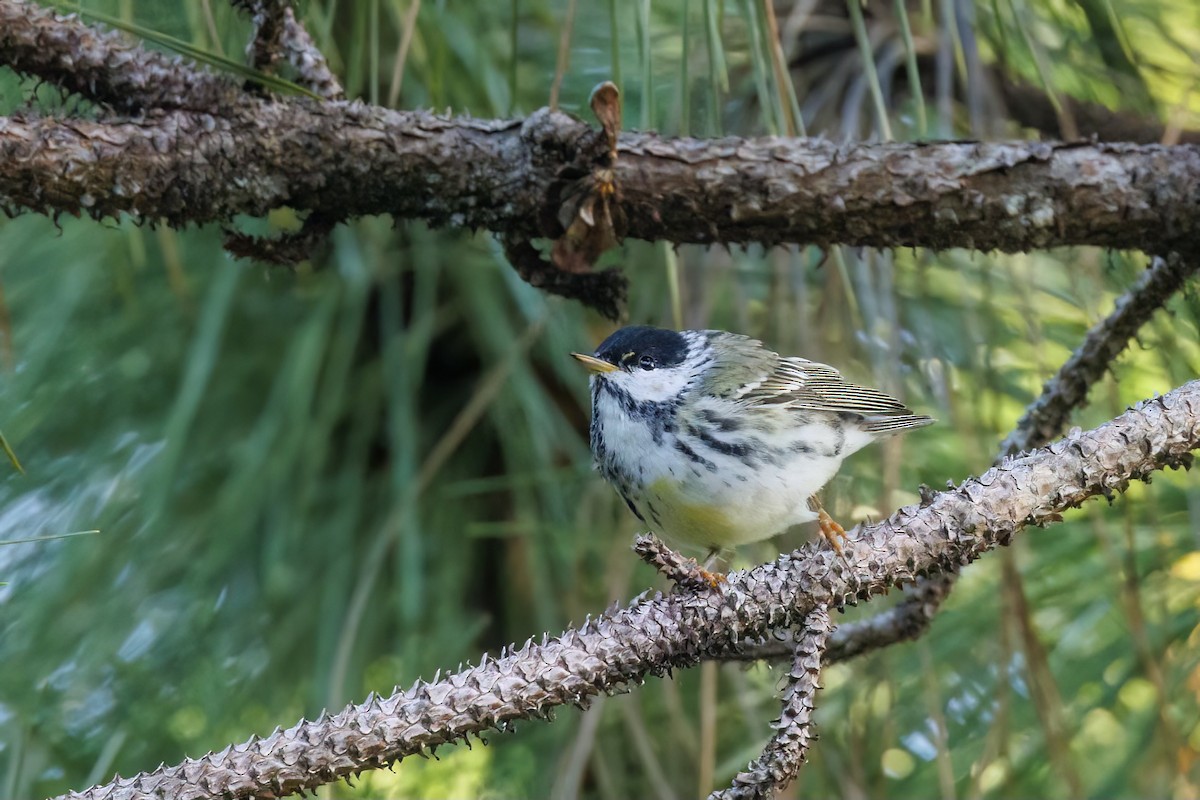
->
xmin=740 ymin=356 xmax=929 ymax=422
xmin=698 ymin=333 xmax=932 ymax=430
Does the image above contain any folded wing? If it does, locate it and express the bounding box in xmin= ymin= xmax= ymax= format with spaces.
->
xmin=738 ymin=356 xmax=934 ymax=432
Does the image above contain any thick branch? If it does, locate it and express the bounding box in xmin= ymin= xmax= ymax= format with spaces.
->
xmin=4 ymin=104 xmax=1200 ymax=254
xmin=612 ymin=137 xmax=1200 ymax=252
xmin=0 ymin=104 xmax=529 ymax=229
xmin=0 ymin=0 xmax=241 ymax=112
xmin=56 ymin=381 xmax=1200 ymax=800
xmin=5 ymin=4 xmax=1200 ymax=275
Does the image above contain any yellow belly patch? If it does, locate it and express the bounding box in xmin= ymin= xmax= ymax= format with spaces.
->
xmin=647 ymin=478 xmax=741 ymax=549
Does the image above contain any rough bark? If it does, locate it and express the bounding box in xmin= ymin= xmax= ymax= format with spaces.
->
xmin=4 ymin=2 xmax=1200 ymax=260
xmin=232 ymin=0 xmax=344 ymax=100
xmin=3 ymin=103 xmax=1200 ymax=257
xmin=710 ymin=606 xmax=831 ymax=800
xmin=0 ymin=1 xmax=242 ymax=113
xmin=729 ymin=570 xmax=952 ymax=664
xmin=53 ymin=380 xmax=1200 ymax=800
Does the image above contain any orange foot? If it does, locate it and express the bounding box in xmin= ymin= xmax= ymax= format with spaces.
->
xmin=696 ymin=567 xmax=727 ymax=589
xmin=816 ymin=505 xmax=849 ymax=554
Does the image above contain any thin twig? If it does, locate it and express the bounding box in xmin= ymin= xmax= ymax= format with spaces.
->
xmin=232 ymin=0 xmax=344 ymax=99
xmin=761 ymin=0 xmax=803 ymax=136
xmin=1002 ymin=554 xmax=1084 ymax=798
xmin=621 ymin=697 xmax=680 ymax=800
xmin=698 ymin=661 xmax=718 ymax=797
xmin=917 ymin=639 xmax=956 ymax=800
xmin=549 ymin=0 xmax=577 ymax=109
xmin=1000 ymin=254 xmax=1198 ymax=457
xmin=386 ymin=0 xmax=421 ymax=107
xmin=633 ymin=533 xmax=721 ymax=589
xmin=710 ymin=606 xmax=832 ymax=800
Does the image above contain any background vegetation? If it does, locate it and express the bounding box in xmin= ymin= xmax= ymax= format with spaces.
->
xmin=2 ymin=1 xmax=1200 ymax=797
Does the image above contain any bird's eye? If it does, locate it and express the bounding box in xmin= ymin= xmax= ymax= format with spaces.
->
xmin=638 ymin=355 xmax=656 ymax=370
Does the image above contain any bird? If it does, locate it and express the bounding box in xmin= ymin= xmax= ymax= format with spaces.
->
xmin=571 ymin=325 xmax=933 ymax=573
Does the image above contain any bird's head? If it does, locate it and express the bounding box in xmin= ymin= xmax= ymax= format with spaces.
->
xmin=571 ymin=325 xmax=709 ymax=405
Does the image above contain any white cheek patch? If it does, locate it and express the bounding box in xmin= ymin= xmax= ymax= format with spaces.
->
xmin=608 ymin=366 xmax=693 ymax=404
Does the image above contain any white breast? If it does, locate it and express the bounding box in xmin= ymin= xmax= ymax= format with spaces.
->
xmin=592 ymin=390 xmax=850 ymax=550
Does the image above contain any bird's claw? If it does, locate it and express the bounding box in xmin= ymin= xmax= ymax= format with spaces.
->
xmin=816 ymin=505 xmax=849 ymax=554
xmin=696 ymin=567 xmax=727 ymax=588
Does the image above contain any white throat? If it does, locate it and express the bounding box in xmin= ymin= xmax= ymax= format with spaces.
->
xmin=594 ymin=363 xmax=694 ymax=404
xmin=592 ymin=337 xmax=712 ymax=405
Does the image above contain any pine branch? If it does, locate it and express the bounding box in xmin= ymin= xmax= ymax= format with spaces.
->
xmin=711 ymin=606 xmax=832 ymax=800
xmin=725 ymin=574 xmax=950 ymax=664
xmin=1 ymin=99 xmax=1200 ymax=256
xmin=232 ymin=0 xmax=343 ymax=99
xmin=2 ymin=4 xmax=1200 ymax=259
xmin=634 ymin=532 xmax=724 ymax=588
xmin=0 ymin=0 xmax=241 ymax=112
xmin=1000 ymin=253 xmax=1199 ymax=457
xmin=53 ymin=380 xmax=1200 ymax=800
xmin=5 ymin=7 xmax=1198 ymax=796
xmin=731 ymin=253 xmax=1199 ymax=666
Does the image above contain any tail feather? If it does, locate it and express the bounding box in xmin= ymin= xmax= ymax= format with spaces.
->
xmin=860 ymin=413 xmax=936 ymax=433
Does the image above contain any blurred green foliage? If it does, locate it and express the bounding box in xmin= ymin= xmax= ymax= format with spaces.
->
xmin=2 ymin=1 xmax=1200 ymax=798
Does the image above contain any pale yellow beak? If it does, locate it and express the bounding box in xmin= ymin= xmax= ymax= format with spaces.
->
xmin=570 ymin=352 xmax=618 ymax=374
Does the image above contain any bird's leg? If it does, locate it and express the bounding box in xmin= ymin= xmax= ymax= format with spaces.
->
xmin=808 ymin=495 xmax=849 ymax=554
xmin=697 ymin=547 xmax=728 ymax=588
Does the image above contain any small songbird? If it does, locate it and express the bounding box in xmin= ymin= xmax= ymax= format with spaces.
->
xmin=572 ymin=326 xmax=933 ymax=561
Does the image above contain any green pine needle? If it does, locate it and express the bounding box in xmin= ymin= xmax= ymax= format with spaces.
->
xmin=1 ymin=530 xmax=100 ymax=546
xmin=0 ymin=430 xmax=22 ymax=475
